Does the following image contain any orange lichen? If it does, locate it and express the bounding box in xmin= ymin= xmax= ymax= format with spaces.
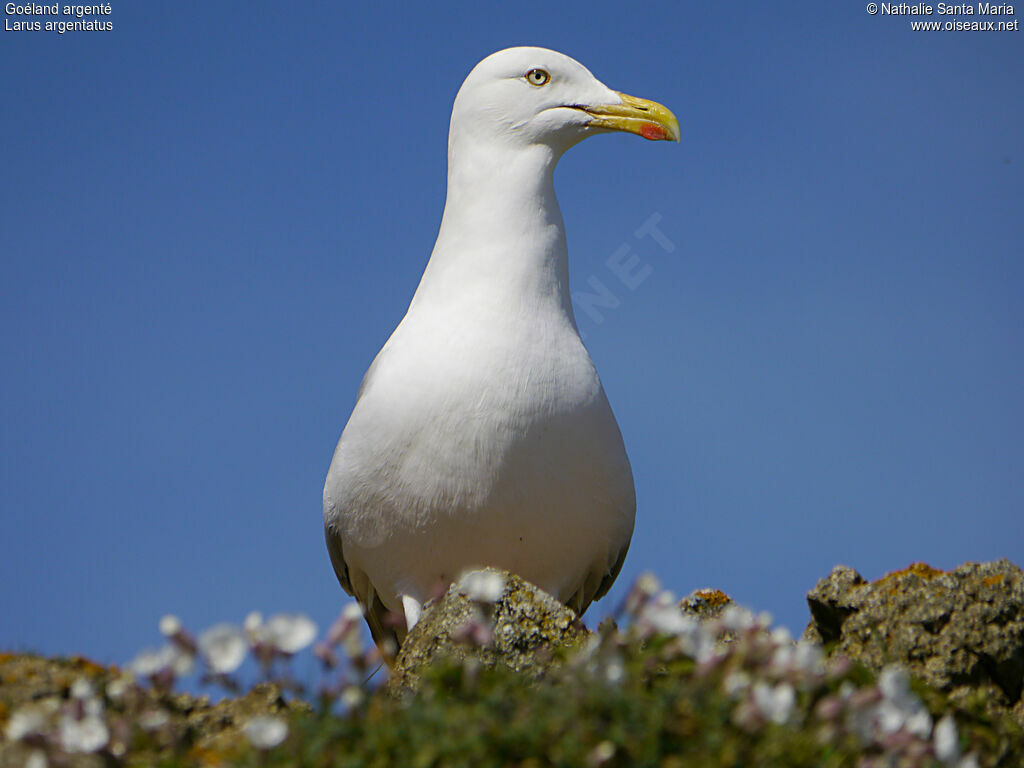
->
xmin=188 ymin=746 xmax=239 ymax=766
xmin=982 ymin=573 xmax=1006 ymax=587
xmin=875 ymin=562 xmax=943 ymax=584
xmin=69 ymin=655 xmax=110 ymax=676
xmin=872 ymin=562 xmax=944 ymax=595
xmin=691 ymin=589 xmax=732 ymax=608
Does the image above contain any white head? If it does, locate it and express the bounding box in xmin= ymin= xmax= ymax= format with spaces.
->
xmin=449 ymin=46 xmax=679 ymax=154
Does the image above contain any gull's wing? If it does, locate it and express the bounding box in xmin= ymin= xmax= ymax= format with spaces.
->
xmin=324 ymin=522 xmax=403 ymax=660
xmin=323 ymin=343 xmax=407 ymax=658
xmin=593 ymin=537 xmax=631 ymax=604
xmin=567 ymin=535 xmax=632 ymax=617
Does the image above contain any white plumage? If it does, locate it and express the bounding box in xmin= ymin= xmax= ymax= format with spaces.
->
xmin=323 ymin=46 xmax=678 ymax=652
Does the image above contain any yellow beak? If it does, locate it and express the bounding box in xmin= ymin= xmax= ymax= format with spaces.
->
xmin=580 ymin=92 xmax=680 ymax=142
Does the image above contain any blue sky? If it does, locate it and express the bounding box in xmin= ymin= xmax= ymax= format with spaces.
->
xmin=2 ymin=2 xmax=1021 ymax=667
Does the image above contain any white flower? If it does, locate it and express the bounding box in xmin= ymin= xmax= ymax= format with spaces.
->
xmin=159 ymin=614 xmax=182 ymax=637
xmin=25 ymin=750 xmax=47 ymax=768
xmin=138 ymin=710 xmax=171 ymax=731
xmin=720 ymin=605 xmax=756 ymax=633
xmin=171 ymin=647 xmax=194 ymax=675
xmin=792 ymin=641 xmax=825 ymax=676
xmin=5 ymin=706 xmax=47 ymax=741
xmin=878 ymin=665 xmax=911 ymax=701
xmin=590 ymin=740 xmax=616 ymax=764
xmin=83 ymin=698 xmax=103 ymax=719
xmin=904 ymin=707 xmax=934 ymax=739
xmin=58 ymin=713 xmax=109 ymax=753
xmin=69 ymin=678 xmax=95 ymax=700
xmin=106 ymin=676 xmax=130 ymax=700
xmin=128 ymin=644 xmax=193 ymax=677
xmin=458 ymin=570 xmax=506 ymax=603
xmin=635 ymin=572 xmax=660 ymax=597
xmin=688 ymin=630 xmax=720 ymax=667
xmin=934 ymin=714 xmax=960 ymax=764
xmin=342 ymin=631 xmax=365 ymax=659
xmin=603 ymin=655 xmax=625 ymax=684
xmin=243 ymin=716 xmax=288 ymax=749
xmin=640 ymin=591 xmax=694 ymax=635
xmin=244 ymin=611 xmax=264 ymax=635
xmin=198 ymin=623 xmax=247 ymax=673
xmin=770 ymin=626 xmax=793 ymax=646
xmin=327 ymin=604 xmax=366 ymax=658
xmin=752 ymin=681 xmax=796 ymax=725
xmin=683 ymin=624 xmax=718 ymax=664
xmin=128 ymin=647 xmax=168 ymax=677
xmin=723 ymin=671 xmax=751 ymax=698
xmin=876 ymin=665 xmax=932 ymax=737
xmin=262 ymin=614 xmax=318 ymax=654
xmin=340 ymin=685 xmax=365 ymax=709
xmin=876 ymin=700 xmax=905 ymax=733
xmin=624 ymin=572 xmax=661 ymax=616
xmin=771 ymin=639 xmax=824 ymax=678
xmin=771 ymin=643 xmax=794 ymax=670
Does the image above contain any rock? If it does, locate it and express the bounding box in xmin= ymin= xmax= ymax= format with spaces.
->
xmin=803 ymin=559 xmax=1024 ymax=724
xmin=679 ymin=588 xmax=734 ymax=620
xmin=388 ymin=569 xmax=586 ymax=694
xmin=0 ymin=652 xmax=306 ymax=767
xmin=186 ymin=681 xmax=303 ymax=755
xmin=679 ymin=588 xmax=738 ymax=649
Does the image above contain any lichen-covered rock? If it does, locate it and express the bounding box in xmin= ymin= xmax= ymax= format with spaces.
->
xmin=679 ymin=587 xmax=734 ymax=620
xmin=388 ymin=569 xmax=586 ymax=694
xmin=803 ymin=559 xmax=1024 ymax=724
xmin=0 ymin=652 xmax=306 ymax=767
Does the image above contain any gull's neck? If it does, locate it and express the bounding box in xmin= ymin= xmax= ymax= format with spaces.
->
xmin=410 ymin=138 xmax=575 ymax=324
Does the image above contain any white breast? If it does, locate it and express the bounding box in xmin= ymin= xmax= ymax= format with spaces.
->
xmin=323 ymin=295 xmax=635 ymax=616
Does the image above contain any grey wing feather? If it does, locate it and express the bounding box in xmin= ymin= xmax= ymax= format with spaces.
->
xmin=324 ymin=521 xmax=354 ymax=594
xmin=593 ymin=537 xmax=631 ymax=604
xmin=323 ymin=522 xmax=403 ymax=659
xmin=569 ymin=535 xmax=632 ymax=617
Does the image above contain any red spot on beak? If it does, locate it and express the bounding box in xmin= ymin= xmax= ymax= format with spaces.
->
xmin=640 ymin=123 xmax=666 ymax=141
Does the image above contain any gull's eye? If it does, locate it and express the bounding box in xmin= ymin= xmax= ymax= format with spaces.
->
xmin=526 ymin=68 xmax=550 ymax=87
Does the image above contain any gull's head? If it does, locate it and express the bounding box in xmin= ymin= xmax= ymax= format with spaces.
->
xmin=450 ymin=46 xmax=680 ymax=153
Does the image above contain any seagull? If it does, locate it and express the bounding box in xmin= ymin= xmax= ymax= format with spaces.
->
xmin=324 ymin=46 xmax=679 ymax=654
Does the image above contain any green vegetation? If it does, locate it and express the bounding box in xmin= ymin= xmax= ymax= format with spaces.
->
xmin=1 ymin=577 xmax=1021 ymax=767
